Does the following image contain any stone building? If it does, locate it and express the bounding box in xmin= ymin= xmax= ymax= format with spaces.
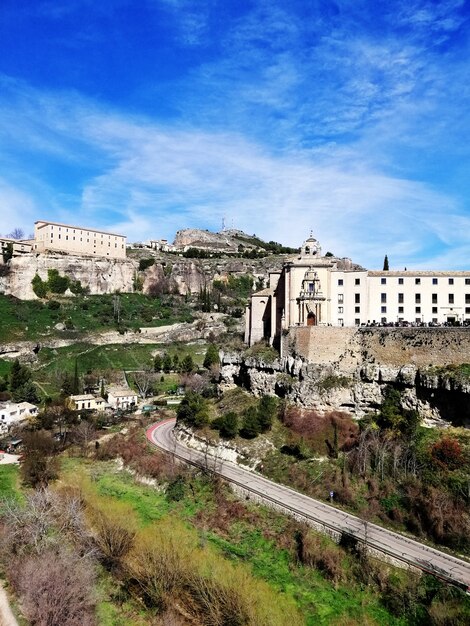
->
xmin=245 ymin=233 xmax=470 ymax=346
xmin=33 ymin=220 xmax=127 ymax=259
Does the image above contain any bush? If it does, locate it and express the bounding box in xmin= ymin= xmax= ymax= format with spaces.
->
xmin=8 ymin=547 xmax=97 ymax=626
xmin=177 ymin=391 xmax=210 ymax=427
xmin=138 ymin=258 xmax=155 ymax=271
xmin=32 ymin=273 xmax=48 ymax=298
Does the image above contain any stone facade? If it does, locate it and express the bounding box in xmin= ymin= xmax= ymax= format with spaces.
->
xmin=245 ymin=233 xmax=470 ymax=347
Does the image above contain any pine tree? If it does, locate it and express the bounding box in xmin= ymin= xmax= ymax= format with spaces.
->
xmin=9 ymin=359 xmax=31 ymax=392
xmin=203 ymin=344 xmax=219 ymax=370
xmin=154 ymin=354 xmax=163 ymax=372
xmin=181 ymin=354 xmax=194 ymax=374
xmin=383 ymin=254 xmax=389 ymax=271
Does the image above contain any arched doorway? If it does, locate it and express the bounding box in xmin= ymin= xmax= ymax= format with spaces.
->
xmin=307 ymin=312 xmax=316 ymax=326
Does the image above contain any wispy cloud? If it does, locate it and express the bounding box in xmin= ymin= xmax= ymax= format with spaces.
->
xmin=0 ymin=1 xmax=470 ymax=268
xmin=0 ymin=77 xmax=468 ymax=268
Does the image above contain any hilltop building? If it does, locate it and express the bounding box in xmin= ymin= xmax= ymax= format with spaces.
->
xmin=33 ymin=221 xmax=127 ymax=259
xmin=245 ymin=233 xmax=470 ymax=346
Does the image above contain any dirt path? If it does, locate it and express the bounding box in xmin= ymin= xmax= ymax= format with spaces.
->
xmin=0 ymin=582 xmax=19 ymax=626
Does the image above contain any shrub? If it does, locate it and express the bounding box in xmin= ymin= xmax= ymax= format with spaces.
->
xmin=86 ymin=497 xmax=136 ymax=569
xmin=8 ymin=547 xmax=96 ymax=626
xmin=32 ymin=273 xmax=48 ymax=298
xmin=138 ymin=258 xmax=155 ymax=271
xmin=47 ymin=269 xmax=70 ymax=294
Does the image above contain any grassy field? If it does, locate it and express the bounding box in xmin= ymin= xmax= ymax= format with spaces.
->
xmin=0 ymin=464 xmax=21 ymax=501
xmin=60 ymin=457 xmax=404 ymax=626
xmin=0 ymin=293 xmax=194 ymax=342
xmin=25 ymin=341 xmax=208 ymax=398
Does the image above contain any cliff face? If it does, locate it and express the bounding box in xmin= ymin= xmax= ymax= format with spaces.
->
xmin=1 ymin=253 xmax=138 ymax=299
xmin=0 ymin=252 xmax=284 ymax=300
xmin=220 ymin=327 xmax=470 ymax=426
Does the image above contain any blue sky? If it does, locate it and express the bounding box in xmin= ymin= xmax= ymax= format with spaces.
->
xmin=1 ymin=0 xmax=470 ymax=269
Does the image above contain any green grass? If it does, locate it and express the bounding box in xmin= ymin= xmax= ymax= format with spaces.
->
xmin=0 ymin=293 xmax=194 ymax=342
xmin=32 ymin=341 xmax=208 ymax=398
xmin=66 ymin=459 xmax=404 ymax=625
xmin=0 ymin=464 xmax=21 ymax=501
xmin=0 ymin=359 xmax=12 ymax=378
xmin=206 ymin=524 xmax=401 ymax=626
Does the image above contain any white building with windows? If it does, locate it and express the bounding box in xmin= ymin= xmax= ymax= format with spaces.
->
xmin=0 ymin=402 xmax=38 ymax=432
xmin=107 ymin=388 xmax=138 ymax=410
xmin=245 ymin=233 xmax=470 ymax=346
xmin=68 ymin=394 xmax=107 ymax=412
xmin=34 ymin=221 xmax=127 ymax=259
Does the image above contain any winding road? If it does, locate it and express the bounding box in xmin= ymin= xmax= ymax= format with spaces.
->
xmin=146 ymin=419 xmax=470 ymax=592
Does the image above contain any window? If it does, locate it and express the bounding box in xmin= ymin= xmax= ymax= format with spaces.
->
xmin=398 ymin=293 xmax=404 ymax=303
xmin=432 ymin=294 xmax=438 ymax=304
xmin=381 ymin=317 xmax=387 ymax=323
xmin=338 ymin=318 xmax=344 ymax=326
xmin=381 ymin=306 xmax=387 ymax=313
xmin=433 ymin=278 xmax=438 ymax=285
xmin=338 ymin=279 xmax=343 ymax=286
xmin=355 ymin=293 xmax=360 ymax=304
xmin=449 ymin=278 xmax=454 ymax=285
xmin=355 ymin=306 xmax=360 ymax=313
xmin=466 ymin=307 xmax=470 ymax=314
xmin=355 ymin=278 xmax=360 ymax=285
xmin=398 ymin=306 xmax=404 ymax=314
xmin=415 ymin=306 xmax=421 ymax=313
xmin=415 ymin=278 xmax=421 ymax=285
xmin=466 ymin=278 xmax=470 ymax=285
xmin=338 ymin=294 xmax=344 ymax=303
xmin=338 ymin=306 xmax=343 ymax=314
xmin=432 ymin=307 xmax=438 ymax=314
xmin=398 ymin=278 xmax=404 ymax=285
xmin=415 ymin=294 xmax=421 ymax=304
xmin=449 ymin=294 xmax=454 ymax=304
xmin=432 ymin=318 xmax=438 ymax=323
xmin=355 ymin=318 xmax=360 ymax=325
xmin=466 ymin=294 xmax=470 ymax=304
xmin=381 ymin=278 xmax=386 ymax=284
xmin=381 ymin=293 xmax=387 ymax=303
xmin=58 ymin=234 xmax=61 ymax=239
xmin=65 ymin=235 xmax=68 ymax=240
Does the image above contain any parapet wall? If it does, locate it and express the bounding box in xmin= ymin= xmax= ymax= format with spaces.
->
xmin=283 ymin=326 xmax=470 ymax=369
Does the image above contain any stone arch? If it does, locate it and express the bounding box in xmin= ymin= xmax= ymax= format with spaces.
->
xmin=307 ymin=311 xmax=316 ymax=326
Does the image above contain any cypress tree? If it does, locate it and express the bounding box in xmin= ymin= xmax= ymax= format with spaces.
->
xmin=383 ymin=254 xmax=389 ymax=271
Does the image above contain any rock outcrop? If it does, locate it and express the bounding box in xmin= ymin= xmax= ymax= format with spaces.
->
xmin=221 ymin=327 xmax=470 ymax=427
xmin=2 ymin=253 xmax=137 ymax=300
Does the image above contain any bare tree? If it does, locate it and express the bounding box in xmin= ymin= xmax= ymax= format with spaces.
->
xmin=133 ymin=369 xmax=156 ymax=399
xmin=9 ymin=547 xmax=97 ymax=626
xmin=7 ymin=227 xmax=25 ymax=240
xmin=72 ymin=420 xmax=96 ymax=454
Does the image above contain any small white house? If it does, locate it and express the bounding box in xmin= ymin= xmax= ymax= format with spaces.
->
xmin=68 ymin=394 xmax=107 ymax=412
xmin=107 ymin=389 xmax=138 ymax=410
xmin=0 ymin=402 xmax=38 ymax=432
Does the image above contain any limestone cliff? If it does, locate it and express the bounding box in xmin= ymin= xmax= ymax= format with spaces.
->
xmin=220 ymin=327 xmax=470 ymax=427
xmin=1 ymin=253 xmax=137 ymax=300
xmin=0 ymin=250 xmax=284 ymax=300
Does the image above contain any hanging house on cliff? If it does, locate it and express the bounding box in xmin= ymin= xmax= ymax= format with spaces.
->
xmin=245 ymin=233 xmax=470 ymax=347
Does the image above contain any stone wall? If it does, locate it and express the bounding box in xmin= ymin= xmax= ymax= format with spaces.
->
xmin=221 ymin=327 xmax=470 ymax=425
xmin=283 ymin=326 xmax=470 ymax=370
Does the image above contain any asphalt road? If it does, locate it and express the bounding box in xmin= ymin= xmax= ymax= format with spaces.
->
xmin=146 ymin=419 xmax=470 ymax=591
